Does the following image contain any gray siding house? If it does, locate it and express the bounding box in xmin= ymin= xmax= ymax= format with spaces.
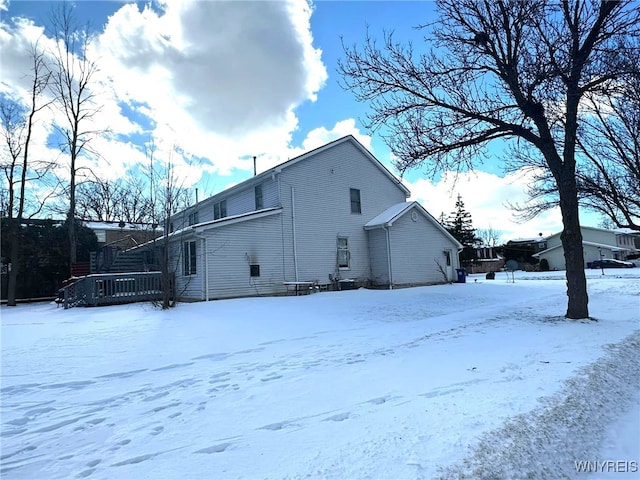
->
xmin=167 ymin=136 xmax=463 ymax=301
xmin=533 ymin=226 xmax=640 ymax=270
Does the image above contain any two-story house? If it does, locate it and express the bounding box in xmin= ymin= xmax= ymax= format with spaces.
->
xmin=165 ymin=135 xmax=463 ymax=301
xmin=533 ymin=226 xmax=639 ymax=270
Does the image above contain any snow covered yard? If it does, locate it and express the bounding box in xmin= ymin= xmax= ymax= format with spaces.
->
xmin=1 ymin=271 xmax=639 ymax=480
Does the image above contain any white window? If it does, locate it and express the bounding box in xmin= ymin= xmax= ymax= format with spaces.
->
xmin=183 ymin=241 xmax=197 ymax=276
xmin=255 ymin=184 xmax=263 ymax=210
xmin=337 ymin=237 xmax=350 ymax=269
xmin=350 ymin=188 xmax=361 ymax=214
xmin=214 ymin=200 xmax=227 ymax=220
xmin=188 ymin=211 xmax=199 ymax=226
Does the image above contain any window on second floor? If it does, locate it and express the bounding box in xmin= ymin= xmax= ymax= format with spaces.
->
xmin=214 ymin=200 xmax=227 ymax=220
xmin=188 ymin=211 xmax=199 ymax=226
xmin=350 ymin=188 xmax=361 ymax=214
xmin=255 ymin=184 xmax=263 ymax=210
xmin=183 ymin=240 xmax=197 ymax=276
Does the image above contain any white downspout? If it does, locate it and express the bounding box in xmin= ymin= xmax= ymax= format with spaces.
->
xmin=194 ymin=233 xmax=209 ymax=301
xmin=384 ymin=225 xmax=393 ymax=290
xmin=291 ymin=186 xmax=299 ymax=282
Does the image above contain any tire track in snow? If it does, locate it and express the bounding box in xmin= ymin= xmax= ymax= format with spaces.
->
xmin=433 ymin=330 xmax=640 ymax=480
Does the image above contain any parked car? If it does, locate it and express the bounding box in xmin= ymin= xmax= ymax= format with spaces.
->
xmin=589 ymin=259 xmax=635 ymax=269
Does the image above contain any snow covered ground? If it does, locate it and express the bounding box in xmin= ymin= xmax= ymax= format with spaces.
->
xmin=1 ymin=270 xmax=639 ymax=480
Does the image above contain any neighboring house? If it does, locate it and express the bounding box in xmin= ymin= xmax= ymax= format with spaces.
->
xmin=468 ymin=245 xmax=504 ymax=274
xmin=165 ymin=135 xmax=463 ymax=301
xmin=84 ymin=221 xmax=161 ymax=249
xmin=533 ymin=226 xmax=640 ymax=270
xmin=83 ymin=221 xmax=163 ymax=275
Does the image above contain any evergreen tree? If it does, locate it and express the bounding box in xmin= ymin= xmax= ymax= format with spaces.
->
xmin=446 ymin=194 xmax=477 ymax=246
xmin=445 ymin=195 xmax=478 ymax=269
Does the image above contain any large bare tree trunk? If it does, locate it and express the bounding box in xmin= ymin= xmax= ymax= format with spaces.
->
xmin=558 ymin=173 xmax=589 ymax=319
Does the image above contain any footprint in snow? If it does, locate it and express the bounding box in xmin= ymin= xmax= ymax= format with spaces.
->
xmin=260 ymin=373 xmax=282 ymax=382
xmin=324 ymin=412 xmax=350 ymax=422
xmin=194 ymin=442 xmax=233 ymax=454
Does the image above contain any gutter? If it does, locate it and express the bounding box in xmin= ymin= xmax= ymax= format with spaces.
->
xmin=384 ymin=225 xmax=393 ymax=290
xmin=291 ymin=186 xmax=299 ymax=282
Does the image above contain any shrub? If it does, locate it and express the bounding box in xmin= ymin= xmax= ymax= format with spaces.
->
xmin=540 ymin=258 xmax=550 ymax=271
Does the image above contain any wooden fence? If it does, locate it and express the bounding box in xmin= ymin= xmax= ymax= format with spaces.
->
xmin=61 ymin=272 xmax=172 ymax=309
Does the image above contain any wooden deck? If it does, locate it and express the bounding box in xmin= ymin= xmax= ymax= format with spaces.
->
xmin=60 ymin=272 xmax=171 ymax=309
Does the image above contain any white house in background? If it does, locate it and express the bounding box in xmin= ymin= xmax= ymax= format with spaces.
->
xmin=166 ymin=135 xmax=463 ymax=301
xmin=533 ymin=226 xmax=640 ymax=270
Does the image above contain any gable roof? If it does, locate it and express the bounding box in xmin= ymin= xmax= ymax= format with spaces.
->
xmin=533 ymin=240 xmax=628 ymax=257
xmin=190 ymin=136 xmax=410 ymax=209
xmin=274 ymin=136 xmax=411 ymax=197
xmin=364 ymin=201 xmax=463 ymax=249
xmin=545 ymin=225 xmax=630 ymax=242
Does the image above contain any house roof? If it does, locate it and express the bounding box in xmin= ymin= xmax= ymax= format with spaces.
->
xmin=364 ymin=201 xmax=463 ymax=249
xmin=533 ymin=240 xmax=628 ymax=257
xmin=364 ymin=202 xmax=414 ymax=228
xmin=84 ymin=221 xmax=160 ymax=232
xmin=185 ymin=136 xmax=410 ymax=211
xmin=128 ymin=208 xmax=282 ymax=252
xmin=273 ymin=136 xmax=411 ymax=197
xmin=193 ymin=207 xmax=282 ymax=233
xmin=544 ymin=225 xmax=636 ymax=242
xmin=508 ymin=237 xmax=547 ymax=244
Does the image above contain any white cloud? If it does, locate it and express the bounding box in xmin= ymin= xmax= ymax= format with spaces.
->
xmin=404 ymin=169 xmax=566 ymax=242
xmin=240 ymin=118 xmax=372 ymax=178
xmin=300 ymin=118 xmax=372 ymax=152
xmin=93 ymin=0 xmax=327 ymax=175
xmin=1 ymin=0 xmax=328 ymax=194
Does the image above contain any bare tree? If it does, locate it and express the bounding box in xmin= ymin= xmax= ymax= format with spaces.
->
xmin=476 ymin=226 xmax=503 ymax=248
xmin=0 ymin=42 xmax=55 ymax=306
xmin=507 ymin=78 xmax=640 ymax=231
xmin=48 ymin=2 xmax=102 ymax=275
xmin=75 ymin=175 xmax=154 ymax=223
xmin=576 ymin=81 xmax=640 ymax=230
xmin=143 ymin=142 xmax=192 ymax=309
xmin=340 ymin=0 xmax=640 ymax=319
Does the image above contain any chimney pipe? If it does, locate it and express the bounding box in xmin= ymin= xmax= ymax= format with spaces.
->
xmin=253 ymin=156 xmax=257 ymax=176
xmin=195 ymin=188 xmax=199 ymax=204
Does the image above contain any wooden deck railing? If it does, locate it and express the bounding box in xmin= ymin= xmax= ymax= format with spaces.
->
xmin=61 ymin=272 xmax=170 ymax=309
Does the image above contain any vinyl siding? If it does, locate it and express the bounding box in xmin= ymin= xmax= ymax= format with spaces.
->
xmin=538 ymin=248 xmax=567 ymax=271
xmin=278 ymin=140 xmax=408 ymax=284
xmin=388 ymin=210 xmax=460 ymax=285
xmin=368 ymin=228 xmax=389 ymax=286
xmin=169 ymin=176 xmax=280 ymax=228
xmin=547 ymin=228 xmax=616 ymax=249
xmin=171 ymin=233 xmax=204 ymax=301
xmin=201 ymin=213 xmax=285 ymax=299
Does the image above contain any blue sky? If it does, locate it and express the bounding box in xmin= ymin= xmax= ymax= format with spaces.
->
xmin=1 ymin=0 xmax=597 ymax=240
